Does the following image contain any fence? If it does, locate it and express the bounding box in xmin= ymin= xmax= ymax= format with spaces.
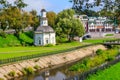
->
xmin=65 ymin=55 xmax=120 ymax=80
xmin=0 ymin=43 xmax=100 ymax=66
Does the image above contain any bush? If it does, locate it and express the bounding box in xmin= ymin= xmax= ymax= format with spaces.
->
xmin=44 ymin=44 xmax=54 ymax=47
xmin=106 ymin=56 xmax=114 ymax=61
xmin=96 ymin=49 xmax=103 ymax=55
xmin=56 ymin=36 xmax=68 ymax=43
xmin=34 ymin=65 xmax=40 ymax=70
xmin=22 ymin=67 xmax=34 ymax=75
xmin=8 ymin=71 xmax=16 ymax=77
xmin=24 ymin=31 xmax=33 ymax=38
xmin=0 ymin=31 xmax=7 ymax=38
xmin=22 ymin=69 xmax=27 ymax=75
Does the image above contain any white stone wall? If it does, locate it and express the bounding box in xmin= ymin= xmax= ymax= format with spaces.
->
xmin=41 ymin=12 xmax=46 ymax=18
xmin=34 ymin=32 xmax=56 ymax=46
xmin=43 ymin=33 xmax=56 ymax=45
xmin=34 ymin=33 xmax=43 ymax=46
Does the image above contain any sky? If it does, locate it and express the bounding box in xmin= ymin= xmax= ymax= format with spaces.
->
xmin=1 ymin=0 xmax=101 ymax=14
xmin=5 ymin=0 xmax=73 ymax=14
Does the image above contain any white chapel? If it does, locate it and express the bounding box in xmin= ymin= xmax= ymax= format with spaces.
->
xmin=34 ymin=9 xmax=56 ymax=46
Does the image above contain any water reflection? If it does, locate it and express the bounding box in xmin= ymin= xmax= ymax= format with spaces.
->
xmin=16 ymin=62 xmax=81 ymax=80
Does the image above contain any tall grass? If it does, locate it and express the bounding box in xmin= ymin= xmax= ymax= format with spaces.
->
xmin=69 ymin=48 xmax=119 ymax=73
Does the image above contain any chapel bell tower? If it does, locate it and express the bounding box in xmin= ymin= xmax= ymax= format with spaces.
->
xmin=40 ymin=9 xmax=48 ymax=26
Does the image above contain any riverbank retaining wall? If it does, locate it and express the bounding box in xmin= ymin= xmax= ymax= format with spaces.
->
xmin=0 ymin=45 xmax=106 ymax=80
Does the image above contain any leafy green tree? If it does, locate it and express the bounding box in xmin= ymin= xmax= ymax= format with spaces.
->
xmin=0 ymin=7 xmax=34 ymax=35
xmin=56 ymin=9 xmax=85 ymax=41
xmin=56 ymin=18 xmax=84 ymax=41
xmin=0 ymin=11 xmax=8 ymax=31
xmin=57 ymin=9 xmax=75 ymax=21
xmin=47 ymin=11 xmax=57 ymax=29
xmin=81 ymin=9 xmax=99 ymax=16
xmin=0 ymin=0 xmax=11 ymax=9
xmin=14 ymin=0 xmax=27 ymax=9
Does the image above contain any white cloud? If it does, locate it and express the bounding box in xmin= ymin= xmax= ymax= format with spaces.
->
xmin=24 ymin=0 xmax=52 ymax=13
xmin=6 ymin=0 xmax=52 ymax=14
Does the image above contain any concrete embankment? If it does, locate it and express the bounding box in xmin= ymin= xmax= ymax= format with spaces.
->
xmin=0 ymin=45 xmax=106 ymax=80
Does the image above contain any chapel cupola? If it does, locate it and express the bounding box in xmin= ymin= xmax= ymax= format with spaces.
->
xmin=40 ymin=9 xmax=48 ymax=26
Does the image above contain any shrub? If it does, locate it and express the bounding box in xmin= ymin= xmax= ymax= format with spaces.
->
xmin=22 ymin=67 xmax=34 ymax=75
xmin=69 ymin=48 xmax=119 ymax=72
xmin=96 ymin=49 xmax=103 ymax=55
xmin=24 ymin=31 xmax=33 ymax=38
xmin=0 ymin=31 xmax=7 ymax=38
xmin=44 ymin=44 xmax=54 ymax=47
xmin=56 ymin=36 xmax=68 ymax=43
xmin=34 ymin=65 xmax=40 ymax=70
xmin=106 ymin=56 xmax=115 ymax=61
xmin=22 ymin=69 xmax=27 ymax=75
xmin=8 ymin=71 xmax=16 ymax=77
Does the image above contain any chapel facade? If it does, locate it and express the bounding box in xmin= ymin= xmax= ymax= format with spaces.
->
xmin=34 ymin=9 xmax=56 ymax=46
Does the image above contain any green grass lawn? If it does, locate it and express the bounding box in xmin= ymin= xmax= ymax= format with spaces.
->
xmin=83 ymin=38 xmax=115 ymax=44
xmin=105 ymin=34 xmax=114 ymax=36
xmin=87 ymin=62 xmax=120 ymax=80
xmin=0 ymin=42 xmax=83 ymax=59
xmin=0 ymin=37 xmax=117 ymax=60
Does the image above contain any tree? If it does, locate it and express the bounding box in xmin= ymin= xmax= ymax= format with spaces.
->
xmin=14 ymin=0 xmax=27 ymax=9
xmin=30 ymin=10 xmax=40 ymax=30
xmin=56 ymin=18 xmax=84 ymax=41
xmin=5 ymin=7 xmax=24 ymax=34
xmin=69 ymin=0 xmax=93 ymax=13
xmin=47 ymin=11 xmax=57 ymax=29
xmin=0 ymin=0 xmax=11 ymax=9
xmin=57 ymin=9 xmax=75 ymax=20
xmin=0 ymin=7 xmax=34 ymax=35
xmin=56 ymin=9 xmax=85 ymax=41
xmin=81 ymin=9 xmax=99 ymax=16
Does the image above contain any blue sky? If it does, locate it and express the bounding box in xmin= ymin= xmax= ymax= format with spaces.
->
xmin=4 ymin=0 xmax=101 ymax=14
xmin=6 ymin=0 xmax=73 ymax=14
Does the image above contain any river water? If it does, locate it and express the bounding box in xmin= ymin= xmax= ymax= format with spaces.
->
xmin=15 ymin=61 xmax=81 ymax=80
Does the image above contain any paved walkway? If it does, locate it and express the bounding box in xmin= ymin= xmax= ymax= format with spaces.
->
xmin=0 ymin=45 xmax=106 ymax=80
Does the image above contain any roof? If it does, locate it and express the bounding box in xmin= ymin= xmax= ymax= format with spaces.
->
xmin=36 ymin=26 xmax=54 ymax=33
xmin=41 ymin=9 xmax=46 ymax=12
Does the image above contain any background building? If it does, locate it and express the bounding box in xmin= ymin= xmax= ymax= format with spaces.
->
xmin=74 ymin=15 xmax=114 ymax=33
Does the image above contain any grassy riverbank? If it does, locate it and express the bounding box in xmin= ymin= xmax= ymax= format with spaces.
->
xmin=83 ymin=38 xmax=115 ymax=44
xmin=69 ymin=46 xmax=119 ymax=73
xmin=87 ymin=62 xmax=120 ymax=80
xmin=0 ymin=41 xmax=83 ymax=59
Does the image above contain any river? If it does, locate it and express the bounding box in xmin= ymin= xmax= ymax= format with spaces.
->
xmin=14 ymin=60 xmax=81 ymax=80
